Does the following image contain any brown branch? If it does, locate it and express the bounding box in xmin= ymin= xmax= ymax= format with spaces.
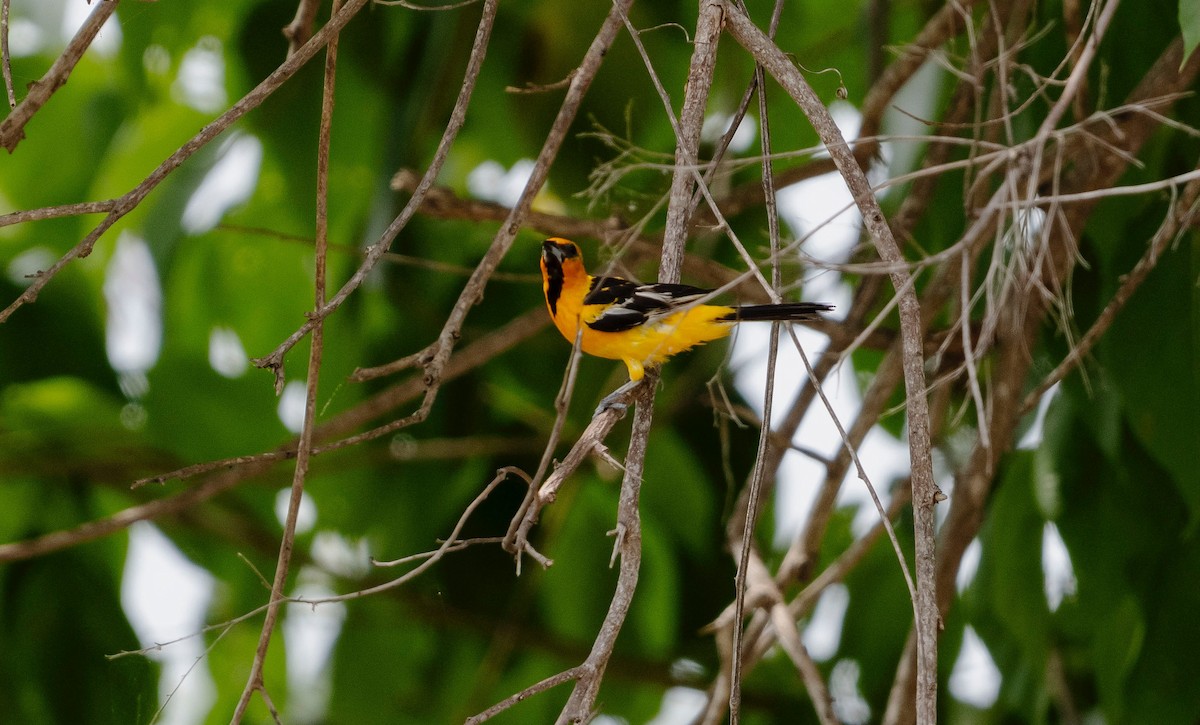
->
xmin=769 ymin=600 xmax=836 ymax=725
xmin=502 ymin=400 xmax=627 ymax=564
xmin=556 ymin=379 xmax=654 ymax=723
xmin=0 ymin=0 xmax=372 ymax=325
xmin=0 ymin=461 xmax=265 ymax=563
xmin=729 ymin=0 xmax=787 ymax=715
xmin=1 ymin=0 xmax=14 ymax=110
xmin=231 ymin=2 xmax=342 ymax=717
xmin=725 ymin=543 xmax=839 ymax=724
xmin=790 ymin=328 xmax=919 ymax=595
xmin=404 ymin=331 xmax=583 ymax=572
xmin=0 ymin=200 xmax=117 ymax=228
xmin=300 ymin=466 xmax=519 ymax=602
xmin=330 ymin=309 xmax=548 ymax=446
xmin=465 ymin=667 xmax=585 ymax=724
xmin=283 ymin=0 xmax=324 ymax=55
xmin=0 ymin=0 xmax=119 ymax=150
xmin=702 ymin=484 xmax=911 ymax=724
xmin=677 ymin=0 xmax=774 ymax=231
xmin=721 ymin=8 xmax=943 ymax=722
xmin=657 ymin=0 xmax=722 ymax=285
xmin=132 ymin=451 xmax=292 ymax=489
xmin=251 ymin=0 xmax=499 ymax=390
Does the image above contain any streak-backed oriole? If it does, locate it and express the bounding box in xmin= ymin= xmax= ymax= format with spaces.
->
xmin=540 ymin=237 xmax=833 ymax=390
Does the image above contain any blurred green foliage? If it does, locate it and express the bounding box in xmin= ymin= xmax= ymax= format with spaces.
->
xmin=1 ymin=1 xmax=1199 ymax=723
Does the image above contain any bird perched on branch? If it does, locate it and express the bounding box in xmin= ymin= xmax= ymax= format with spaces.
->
xmin=539 ymin=237 xmax=833 ymax=409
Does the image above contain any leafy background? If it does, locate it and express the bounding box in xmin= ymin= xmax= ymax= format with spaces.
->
xmin=2 ymin=0 xmax=1199 ymax=723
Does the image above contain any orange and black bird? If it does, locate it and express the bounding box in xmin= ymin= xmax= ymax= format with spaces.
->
xmin=540 ymin=237 xmax=833 ymax=407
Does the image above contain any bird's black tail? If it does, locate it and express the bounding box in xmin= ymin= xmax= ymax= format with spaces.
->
xmin=722 ymin=302 xmax=834 ymax=322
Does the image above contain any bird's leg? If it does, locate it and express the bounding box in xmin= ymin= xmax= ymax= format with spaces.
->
xmin=594 ymin=378 xmax=641 ymax=416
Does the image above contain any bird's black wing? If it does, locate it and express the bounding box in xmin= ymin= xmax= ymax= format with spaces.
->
xmin=584 ymin=276 xmax=713 ymax=332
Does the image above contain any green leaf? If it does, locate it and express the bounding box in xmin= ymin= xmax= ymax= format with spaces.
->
xmin=1182 ymin=0 xmax=1200 ymax=67
xmin=975 ymin=453 xmax=1051 ymax=662
xmin=628 ymin=520 xmax=679 ymax=656
xmin=1099 ymin=227 xmax=1200 ymax=523
xmin=537 ymin=484 xmax=620 ymax=646
xmin=641 ymin=428 xmax=717 ymax=555
xmin=1124 ymin=537 xmax=1200 ymax=722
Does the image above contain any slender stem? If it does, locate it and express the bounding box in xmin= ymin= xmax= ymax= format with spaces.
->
xmin=231 ymin=2 xmax=342 ymax=717
xmin=1 ymin=0 xmax=15 ymax=109
xmin=720 ymin=5 xmax=942 ymax=721
xmin=252 ymin=0 xmax=500 ymax=388
xmin=555 ymin=379 xmax=652 ymax=722
xmin=731 ymin=0 xmax=787 ymax=714
xmin=0 ymin=0 xmax=119 ymax=150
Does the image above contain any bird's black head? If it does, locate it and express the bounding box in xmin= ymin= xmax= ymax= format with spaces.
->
xmin=542 ymin=238 xmax=580 ymax=266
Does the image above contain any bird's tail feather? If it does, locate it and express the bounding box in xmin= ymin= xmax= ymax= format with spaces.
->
xmin=723 ymin=302 xmax=834 ymax=321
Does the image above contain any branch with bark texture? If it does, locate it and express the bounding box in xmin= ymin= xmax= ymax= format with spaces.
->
xmin=883 ymin=28 xmax=1200 ymax=725
xmin=231 ymin=1 xmax=344 ymax=716
xmin=721 ymin=5 xmax=942 ymax=721
xmin=0 ymin=0 xmax=119 ymax=151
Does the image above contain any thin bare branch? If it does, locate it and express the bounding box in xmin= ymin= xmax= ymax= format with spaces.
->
xmin=658 ymin=0 xmax=723 ymax=284
xmin=251 ymin=0 xmax=499 ymax=390
xmin=282 ymin=0 xmax=323 ymax=55
xmin=731 ymin=1 xmax=788 ymax=716
xmin=0 ymin=463 xmax=258 ymax=563
xmin=721 ymin=7 xmax=942 ymax=721
xmin=1 ymin=0 xmax=372 ymax=325
xmin=1022 ymin=163 xmax=1200 ymax=413
xmin=556 ymin=379 xmax=654 ymax=723
xmin=0 ymin=200 xmax=117 ymax=228
xmin=465 ymin=667 xmax=584 ymax=724
xmin=1 ymin=0 xmax=14 ymax=109
xmin=231 ymin=1 xmax=342 ymax=716
xmin=0 ymin=0 xmax=119 ymax=150
xmin=299 ymin=466 xmax=519 ymax=602
xmin=503 ymin=386 xmax=627 ymax=565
